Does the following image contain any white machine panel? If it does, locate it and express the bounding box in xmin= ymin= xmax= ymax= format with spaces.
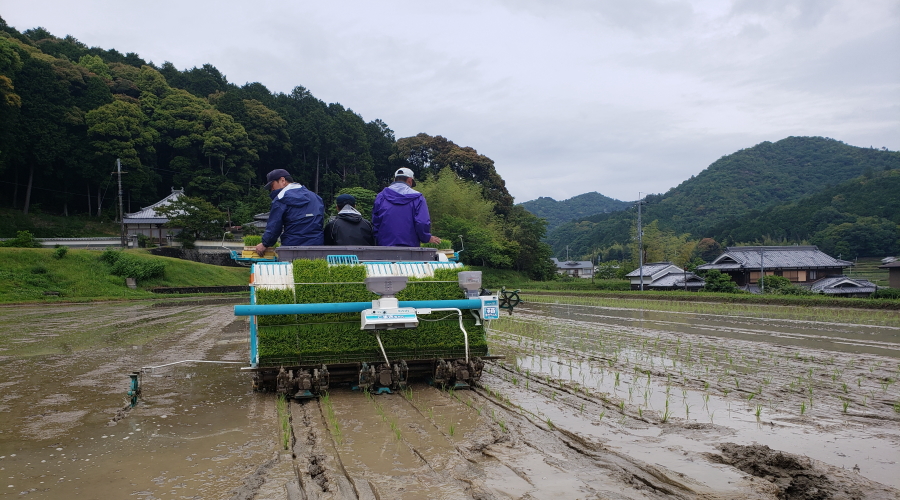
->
xmin=361 ymin=307 xmax=419 ymax=330
xmin=480 ymin=296 xmax=500 ymax=320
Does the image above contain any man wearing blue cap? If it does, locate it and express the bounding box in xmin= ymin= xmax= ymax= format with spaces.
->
xmin=324 ymin=194 xmax=375 ymax=246
xmin=372 ymin=168 xmax=441 ymax=247
xmin=255 ymin=169 xmax=325 ymax=256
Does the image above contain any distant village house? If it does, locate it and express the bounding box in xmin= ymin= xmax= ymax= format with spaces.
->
xmin=625 ymin=262 xmax=705 ymax=291
xmin=878 ymin=258 xmax=900 ymax=288
xmin=551 ymin=258 xmax=594 ymax=279
xmin=698 ymin=245 xmax=876 ymax=296
xmin=122 ymin=188 xmax=185 ymax=246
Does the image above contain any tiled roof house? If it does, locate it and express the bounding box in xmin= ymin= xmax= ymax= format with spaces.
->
xmin=123 ymin=188 xmax=185 ymax=245
xmin=551 ymin=258 xmax=594 ymax=278
xmin=697 ymin=246 xmax=851 ymax=287
xmin=625 ymin=262 xmax=705 ymax=291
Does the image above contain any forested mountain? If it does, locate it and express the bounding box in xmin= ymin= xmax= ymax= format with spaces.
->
xmin=0 ymin=18 xmax=555 ymax=278
xmin=519 ymin=192 xmax=630 ymax=234
xmin=710 ymin=169 xmax=900 ymax=258
xmin=547 ymin=137 xmax=900 ymax=260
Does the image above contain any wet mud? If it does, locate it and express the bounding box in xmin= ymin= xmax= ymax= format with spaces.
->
xmin=1 ymin=298 xmax=899 ymax=499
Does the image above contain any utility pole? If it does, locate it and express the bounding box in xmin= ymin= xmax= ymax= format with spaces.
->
xmin=759 ymin=247 xmax=765 ymax=294
xmin=115 ymin=159 xmax=127 ymax=248
xmin=637 ymin=193 xmax=644 ymax=291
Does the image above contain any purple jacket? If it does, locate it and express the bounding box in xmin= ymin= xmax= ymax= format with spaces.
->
xmin=371 ymin=182 xmax=433 ymax=247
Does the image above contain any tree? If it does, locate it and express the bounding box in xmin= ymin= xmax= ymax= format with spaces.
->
xmin=811 ymin=216 xmax=900 ymax=258
xmin=85 ymin=98 xmax=159 ymax=202
xmin=392 ymin=133 xmax=514 ymax=215
xmin=695 ymin=237 xmax=722 ymax=262
xmin=155 ymin=196 xmax=225 ymax=247
xmin=76 ymin=54 xmax=110 ymax=79
xmin=418 ymin=168 xmax=517 ymax=268
xmin=700 ymin=270 xmax=739 ymax=293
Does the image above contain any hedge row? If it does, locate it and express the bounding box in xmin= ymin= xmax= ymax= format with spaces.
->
xmin=255 ymin=261 xmax=488 ymax=366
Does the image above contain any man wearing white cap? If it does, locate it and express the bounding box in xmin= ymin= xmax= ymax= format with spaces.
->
xmin=371 ymin=168 xmax=441 ymax=247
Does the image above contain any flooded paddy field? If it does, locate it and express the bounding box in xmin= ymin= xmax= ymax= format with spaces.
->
xmin=1 ymin=296 xmax=898 ymax=499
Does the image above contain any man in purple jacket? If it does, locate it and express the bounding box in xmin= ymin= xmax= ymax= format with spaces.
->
xmin=372 ymin=168 xmax=441 ymax=247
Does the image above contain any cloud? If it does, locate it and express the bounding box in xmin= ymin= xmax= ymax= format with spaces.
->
xmin=3 ymin=0 xmax=898 ymax=203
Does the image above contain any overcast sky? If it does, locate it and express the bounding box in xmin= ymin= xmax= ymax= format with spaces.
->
xmin=4 ymin=1 xmax=899 ymax=203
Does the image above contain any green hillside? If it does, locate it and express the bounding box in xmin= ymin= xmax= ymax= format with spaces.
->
xmin=548 ymin=137 xmax=900 ymax=258
xmin=710 ymin=169 xmax=900 ymax=258
xmin=0 ymin=18 xmax=554 ymax=279
xmin=519 ymin=192 xmax=631 ymax=233
xmin=0 ymin=248 xmax=248 ymax=303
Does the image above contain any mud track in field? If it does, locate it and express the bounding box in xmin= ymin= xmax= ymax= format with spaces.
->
xmin=2 ymin=300 xmax=898 ymax=499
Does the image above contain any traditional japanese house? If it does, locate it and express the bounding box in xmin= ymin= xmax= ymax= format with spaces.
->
xmin=123 ymin=188 xmax=185 ymax=246
xmin=551 ymin=258 xmax=595 ymax=278
xmin=625 ymin=262 xmax=705 ymax=291
xmin=697 ymin=246 xmax=851 ymax=287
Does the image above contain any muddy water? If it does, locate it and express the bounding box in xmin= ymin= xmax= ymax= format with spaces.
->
xmin=2 ymin=298 xmax=899 ymax=499
xmin=0 ymin=301 xmax=290 ymax=499
xmin=530 ymin=299 xmax=900 ymax=357
xmin=487 ymin=301 xmax=900 ymax=489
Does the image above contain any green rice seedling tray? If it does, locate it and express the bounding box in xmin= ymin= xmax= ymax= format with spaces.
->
xmin=255 ymin=261 xmax=488 ymax=367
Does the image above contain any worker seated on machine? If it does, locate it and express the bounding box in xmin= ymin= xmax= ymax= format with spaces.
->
xmin=372 ymin=168 xmax=441 ymax=247
xmin=256 ymin=168 xmax=325 ymax=256
xmin=324 ymin=193 xmax=375 ymax=246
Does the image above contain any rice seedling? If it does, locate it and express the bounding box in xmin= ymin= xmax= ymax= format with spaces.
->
xmin=800 ymin=401 xmax=807 ymax=415
xmin=448 ymin=423 xmax=455 ymax=436
xmin=546 ymin=417 xmax=554 ymax=429
xmin=841 ymin=399 xmax=850 ymax=413
xmin=754 ymin=404 xmax=762 ymax=418
xmin=660 ymin=399 xmax=672 ymax=423
xmin=320 ymin=392 xmax=343 ymax=445
xmin=276 ymin=394 xmax=291 ymax=450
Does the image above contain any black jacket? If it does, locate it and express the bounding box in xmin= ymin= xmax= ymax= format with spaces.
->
xmin=324 ymin=211 xmax=375 ymax=246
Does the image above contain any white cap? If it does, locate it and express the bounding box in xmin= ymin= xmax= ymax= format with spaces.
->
xmin=394 ymin=167 xmax=416 ymax=186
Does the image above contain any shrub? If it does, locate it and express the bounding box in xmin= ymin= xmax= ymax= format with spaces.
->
xmin=110 ymin=254 xmax=165 ymax=280
xmin=53 ymin=246 xmax=68 ymax=259
xmin=759 ymin=275 xmax=813 ymax=295
xmin=700 ymin=270 xmax=739 ymax=293
xmin=871 ymin=288 xmax=900 ymax=300
xmin=100 ymin=247 xmax=122 ymax=265
xmin=1 ymin=230 xmax=41 ymax=248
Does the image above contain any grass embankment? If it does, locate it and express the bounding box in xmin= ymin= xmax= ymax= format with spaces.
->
xmin=0 ymin=248 xmax=249 ymax=303
xmin=0 ymin=207 xmax=120 ymax=238
xmin=477 ymin=267 xmax=899 ymax=311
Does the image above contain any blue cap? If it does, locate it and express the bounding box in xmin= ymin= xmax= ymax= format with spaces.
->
xmin=264 ymin=169 xmax=292 ymax=189
xmin=335 ymin=194 xmax=356 ymax=208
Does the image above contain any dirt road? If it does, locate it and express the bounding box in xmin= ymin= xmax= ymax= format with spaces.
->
xmin=0 ymin=298 xmax=898 ymax=499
